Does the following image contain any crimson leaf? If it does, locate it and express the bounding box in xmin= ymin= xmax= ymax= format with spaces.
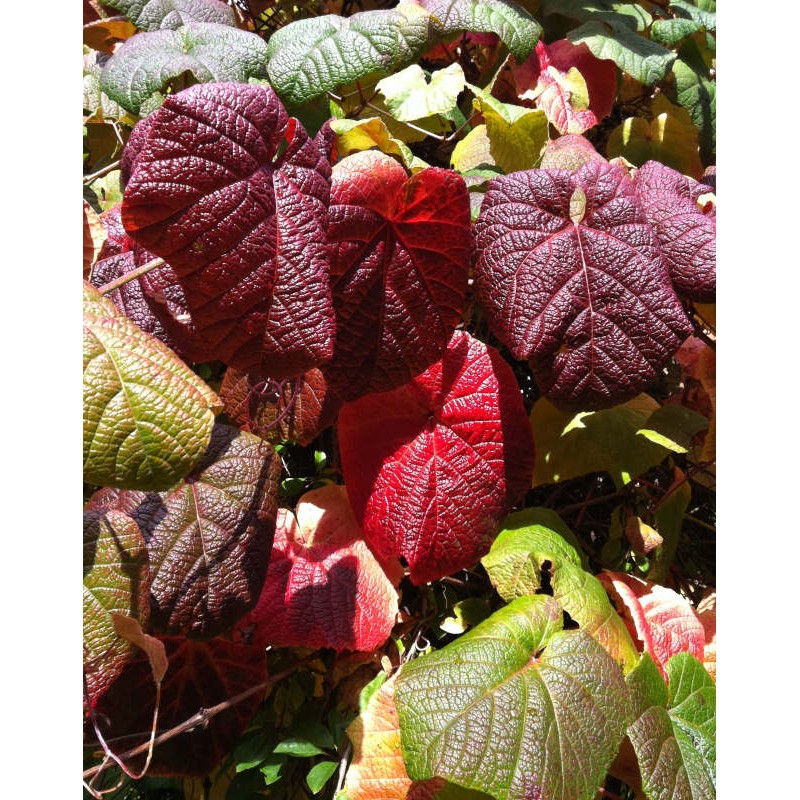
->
xmin=338 ymin=330 xmax=535 ymax=585
xmin=474 ymin=160 xmax=692 ymax=410
xmin=633 ymin=160 xmax=716 ymax=302
xmin=326 ymin=151 xmax=470 ymax=400
xmin=122 ymin=82 xmax=335 ymax=378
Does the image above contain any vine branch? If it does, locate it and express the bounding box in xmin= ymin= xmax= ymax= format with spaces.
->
xmin=97 ymin=257 xmax=166 ymax=295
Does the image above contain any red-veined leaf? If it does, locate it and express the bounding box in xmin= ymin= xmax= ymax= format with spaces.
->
xmin=121 ymin=82 xmax=335 ymax=378
xmin=339 ymin=330 xmax=535 ymax=585
xmin=326 ymin=151 xmax=470 ymax=400
xmin=474 ymin=160 xmax=692 ymax=410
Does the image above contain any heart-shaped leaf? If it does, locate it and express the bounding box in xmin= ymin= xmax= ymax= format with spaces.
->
xmin=83 ymin=508 xmax=150 ymax=704
xmin=481 ymin=507 xmax=639 ymax=671
xmin=395 ymin=595 xmax=632 ymax=800
xmin=326 ymin=151 xmax=470 ymax=400
xmin=90 ymin=636 xmax=267 ymax=776
xmin=121 ymin=82 xmax=336 ymax=378
xmin=417 ymin=0 xmax=542 ymax=62
xmin=102 ymin=0 xmax=236 ymax=31
xmin=339 ymin=330 xmax=535 ymax=585
xmin=100 ymin=23 xmax=269 ymax=114
xmin=633 ymin=160 xmax=716 ymax=302
xmin=376 ymin=63 xmax=465 ymax=122
xmin=599 ymin=571 xmax=706 ymax=679
xmin=94 ymin=425 xmax=280 ymax=639
xmin=265 ymin=5 xmax=441 ymax=106
xmin=474 ymin=160 xmax=692 ymax=410
xmin=234 ymin=485 xmax=399 ymax=652
xmin=83 ymin=282 xmax=221 ymax=490
xmin=626 ymin=653 xmax=715 ymax=800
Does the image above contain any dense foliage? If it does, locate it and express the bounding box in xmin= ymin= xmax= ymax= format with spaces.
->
xmin=83 ymin=1 xmax=716 ymax=798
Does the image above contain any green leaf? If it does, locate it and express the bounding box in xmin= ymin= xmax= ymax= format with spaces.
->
xmin=377 ymin=62 xmax=465 ymax=122
xmin=260 ymin=754 xmax=288 ymax=785
xmin=540 ymin=0 xmax=651 ymax=31
xmin=395 ymin=595 xmax=632 ymax=800
xmin=530 ymin=394 xmax=679 ymax=489
xmin=482 ymin=508 xmax=639 ymax=672
xmin=468 ymin=85 xmax=548 ymax=174
xmin=100 ymin=22 xmax=269 ymax=114
xmin=273 ymin=739 xmax=328 ymax=758
xmin=671 ymin=0 xmax=716 ymax=30
xmin=439 ymin=597 xmax=491 ymax=634
xmin=265 ymin=5 xmax=441 ymax=106
xmin=101 ymin=0 xmax=236 ymax=31
xmin=83 ymin=282 xmax=221 ymax=490
xmin=288 ymin=721 xmax=337 ymax=752
xmin=650 ymin=18 xmax=704 ymax=47
xmin=626 ymin=653 xmax=715 ymax=800
xmin=420 ymin=0 xmax=542 ymax=62
xmin=636 ymin=405 xmax=708 ymax=454
xmin=357 ymin=671 xmax=388 ymax=713
xmin=648 ymin=467 xmax=692 ymax=583
xmin=307 ymin=761 xmax=339 ymax=794
xmin=673 ymin=57 xmax=716 ymax=162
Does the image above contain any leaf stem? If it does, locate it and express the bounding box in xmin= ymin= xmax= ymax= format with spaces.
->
xmin=97 ymin=257 xmax=166 ymax=294
xmin=84 ymin=160 xmax=121 ymax=185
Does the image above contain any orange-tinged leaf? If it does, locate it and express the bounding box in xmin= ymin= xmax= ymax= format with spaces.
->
xmin=83 ymin=200 xmax=106 ymax=278
xmin=83 ymin=17 xmax=138 ymax=53
xmin=341 ymin=675 xmax=445 ymax=800
xmin=113 ymin=613 xmax=168 ymax=683
xmin=624 ymin=515 xmax=663 ymax=555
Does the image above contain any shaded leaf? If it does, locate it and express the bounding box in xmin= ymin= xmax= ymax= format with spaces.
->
xmin=265 ymin=5 xmax=441 ymax=106
xmin=83 ymin=282 xmax=220 ymax=490
xmin=636 ymin=404 xmax=708 ymax=454
xmin=377 ymin=63 xmax=465 ymax=122
xmin=417 ymin=0 xmax=542 ymax=62
xmin=395 ymin=595 xmax=631 ymax=800
xmin=121 ymin=82 xmax=336 ymax=378
xmin=325 ymin=151 xmax=470 ymax=400
xmin=84 ymin=200 xmax=106 ymax=277
xmin=112 ymin=613 xmax=168 ymax=683
xmin=84 ymin=17 xmax=138 ymax=54
xmin=599 ymin=571 xmax=705 ymax=679
xmin=101 ymin=0 xmax=236 ymax=30
xmin=99 ymin=425 xmax=280 ymax=639
xmin=339 ymin=330 xmax=535 ymax=585
xmin=83 ymin=508 xmax=150 ymax=704
xmin=673 ymin=57 xmax=715 ymax=163
xmin=474 ymin=161 xmax=691 ymax=410
xmin=626 ymin=653 xmax=715 ymax=800
xmin=234 ymin=485 xmax=399 ymax=652
xmin=100 ymin=22 xmax=269 ymax=114
xmin=90 ymin=636 xmax=267 ymax=776
xmin=482 ymin=507 xmax=639 ymax=671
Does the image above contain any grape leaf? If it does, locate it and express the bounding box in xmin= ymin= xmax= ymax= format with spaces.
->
xmin=265 ymin=4 xmax=441 ymax=106
xmin=83 ymin=282 xmax=221 ymax=491
xmin=417 ymin=0 xmax=542 ymax=62
xmin=234 ymin=485 xmax=399 ymax=652
xmin=482 ymin=507 xmax=639 ymax=672
xmin=100 ymin=23 xmax=269 ymax=114
xmin=474 ymin=160 xmax=692 ymax=410
xmin=538 ymin=133 xmax=606 ymax=171
xmin=83 ymin=508 xmax=150 ymax=705
xmin=121 ymin=82 xmax=336 ymax=378
xmin=376 ymin=62 xmax=465 ymax=122
xmin=339 ymin=330 xmax=535 ymax=585
xmin=90 ymin=636 xmax=267 ymax=776
xmin=395 ymin=595 xmax=632 ymax=800
xmin=626 ymin=653 xmax=715 ymax=800
xmin=325 ymin=151 xmax=470 ymax=400
xmin=219 ymin=366 xmax=341 ymax=447
xmin=101 ymin=0 xmax=236 ymax=30
xmin=330 ymin=117 xmax=420 ymax=172
xmin=95 ymin=425 xmax=280 ymax=639
xmin=341 ymin=675 xmax=445 ymax=800
xmin=599 ymin=571 xmax=706 ymax=679
xmin=633 ymin=160 xmax=716 ymax=302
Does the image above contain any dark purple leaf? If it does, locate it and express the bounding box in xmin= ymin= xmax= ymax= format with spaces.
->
xmin=474 ymin=160 xmax=692 ymax=410
xmin=634 ymin=160 xmax=716 ymax=302
xmin=122 ymin=82 xmax=335 ymax=379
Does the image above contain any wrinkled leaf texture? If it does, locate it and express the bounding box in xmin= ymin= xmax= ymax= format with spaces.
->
xmin=634 ymin=160 xmax=716 ymax=302
xmin=122 ymin=82 xmax=335 ymax=378
xmin=234 ymin=485 xmax=399 ymax=652
xmin=339 ymin=330 xmax=535 ymax=585
xmin=87 ymin=425 xmax=280 ymax=639
xmin=90 ymin=636 xmax=266 ymax=777
xmin=326 ymin=151 xmax=470 ymax=400
xmin=102 ymin=0 xmax=236 ymax=30
xmin=474 ymin=160 xmax=692 ymax=410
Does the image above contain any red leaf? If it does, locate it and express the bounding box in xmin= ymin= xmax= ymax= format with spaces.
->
xmin=474 ymin=160 xmax=692 ymax=410
xmin=598 ymin=571 xmax=705 ymax=679
xmin=234 ymin=485 xmax=399 ymax=651
xmin=121 ymin=82 xmax=335 ymax=378
xmin=325 ymin=151 xmax=470 ymax=400
xmin=89 ymin=636 xmax=266 ymax=777
xmin=338 ymin=330 xmax=535 ymax=585
xmin=633 ymin=160 xmax=716 ymax=302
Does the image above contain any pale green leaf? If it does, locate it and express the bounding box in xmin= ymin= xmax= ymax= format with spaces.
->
xmin=100 ymin=0 xmax=236 ymax=30
xmin=395 ymin=595 xmax=632 ymax=800
xmin=307 ymin=761 xmax=339 ymax=794
xmin=83 ymin=282 xmax=221 ymax=490
xmin=330 ymin=117 xmax=425 ymax=171
xmin=377 ymin=62 xmax=465 ymax=122
xmin=451 ymin=124 xmax=495 ymax=172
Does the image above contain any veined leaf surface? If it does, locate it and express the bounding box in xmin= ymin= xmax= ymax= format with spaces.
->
xmin=101 ymin=0 xmax=236 ymax=31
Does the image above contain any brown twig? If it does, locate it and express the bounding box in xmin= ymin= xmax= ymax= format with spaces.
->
xmin=97 ymin=257 xmax=166 ymax=294
xmin=84 ymin=160 xmax=121 ymax=185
